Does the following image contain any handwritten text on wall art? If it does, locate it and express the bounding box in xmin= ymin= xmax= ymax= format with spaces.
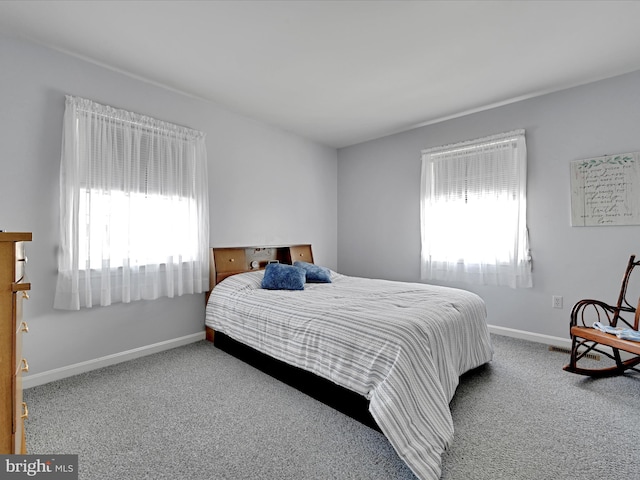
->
xmin=570 ymin=152 xmax=640 ymax=226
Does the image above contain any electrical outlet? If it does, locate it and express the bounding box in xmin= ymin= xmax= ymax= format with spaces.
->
xmin=552 ymin=295 xmax=563 ymax=309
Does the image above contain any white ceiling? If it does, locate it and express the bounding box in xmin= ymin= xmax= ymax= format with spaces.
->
xmin=2 ymin=1 xmax=640 ymax=148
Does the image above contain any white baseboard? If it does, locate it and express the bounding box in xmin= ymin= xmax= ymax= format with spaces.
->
xmin=488 ymin=324 xmax=636 ymax=361
xmin=487 ymin=324 xmax=572 ymax=349
xmin=23 ymin=331 xmax=206 ymax=389
xmin=20 ymin=325 xmax=623 ymax=389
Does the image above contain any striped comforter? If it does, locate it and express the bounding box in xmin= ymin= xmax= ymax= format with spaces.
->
xmin=205 ymin=270 xmax=493 ymax=480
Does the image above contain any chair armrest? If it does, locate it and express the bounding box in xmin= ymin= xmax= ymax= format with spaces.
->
xmin=570 ymin=299 xmax=617 ymax=328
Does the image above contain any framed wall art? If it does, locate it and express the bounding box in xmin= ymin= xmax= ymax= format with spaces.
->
xmin=570 ymin=152 xmax=640 ymax=226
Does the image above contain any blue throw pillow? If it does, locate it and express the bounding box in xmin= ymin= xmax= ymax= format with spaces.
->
xmin=261 ymin=263 xmax=306 ymax=290
xmin=294 ymin=261 xmax=332 ymax=283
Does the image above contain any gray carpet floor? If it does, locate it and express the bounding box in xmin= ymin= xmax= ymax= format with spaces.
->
xmin=23 ymin=334 xmax=640 ymax=480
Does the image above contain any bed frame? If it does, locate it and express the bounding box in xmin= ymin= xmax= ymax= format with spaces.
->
xmin=204 ymin=244 xmax=379 ymax=430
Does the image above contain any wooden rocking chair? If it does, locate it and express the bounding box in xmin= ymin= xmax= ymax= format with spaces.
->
xmin=563 ymin=254 xmax=640 ymax=377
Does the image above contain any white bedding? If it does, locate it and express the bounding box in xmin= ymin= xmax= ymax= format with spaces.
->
xmin=205 ymin=270 xmax=493 ymax=480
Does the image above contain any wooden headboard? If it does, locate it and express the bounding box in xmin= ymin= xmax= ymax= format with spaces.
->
xmin=207 ymin=244 xmax=313 ymax=300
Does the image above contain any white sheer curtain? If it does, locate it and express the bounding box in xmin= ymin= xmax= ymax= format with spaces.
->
xmin=420 ymin=129 xmax=532 ymax=288
xmin=54 ymin=95 xmax=210 ymax=310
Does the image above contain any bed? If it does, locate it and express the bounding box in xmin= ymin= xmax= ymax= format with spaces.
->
xmin=204 ymin=244 xmax=493 ymax=480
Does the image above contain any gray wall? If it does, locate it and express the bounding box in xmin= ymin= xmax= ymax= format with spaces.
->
xmin=1 ymin=35 xmax=337 ymax=378
xmin=337 ymin=70 xmax=640 ymax=341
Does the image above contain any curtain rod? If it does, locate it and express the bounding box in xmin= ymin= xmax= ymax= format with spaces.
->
xmin=76 ymin=108 xmax=203 ymax=142
xmin=68 ymin=95 xmax=204 ymax=142
xmin=427 ymin=137 xmax=518 ymax=158
xmin=422 ymin=129 xmax=524 ymax=157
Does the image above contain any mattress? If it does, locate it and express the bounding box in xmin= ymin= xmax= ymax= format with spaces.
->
xmin=205 ymin=270 xmax=493 ymax=480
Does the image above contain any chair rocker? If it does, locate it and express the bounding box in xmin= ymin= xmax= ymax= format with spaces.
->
xmin=564 ymin=254 xmax=640 ymax=377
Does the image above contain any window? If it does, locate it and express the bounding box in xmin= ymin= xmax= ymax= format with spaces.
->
xmin=420 ymin=130 xmax=531 ymax=288
xmin=77 ymin=189 xmax=199 ymax=269
xmin=54 ymin=96 xmax=210 ymax=309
